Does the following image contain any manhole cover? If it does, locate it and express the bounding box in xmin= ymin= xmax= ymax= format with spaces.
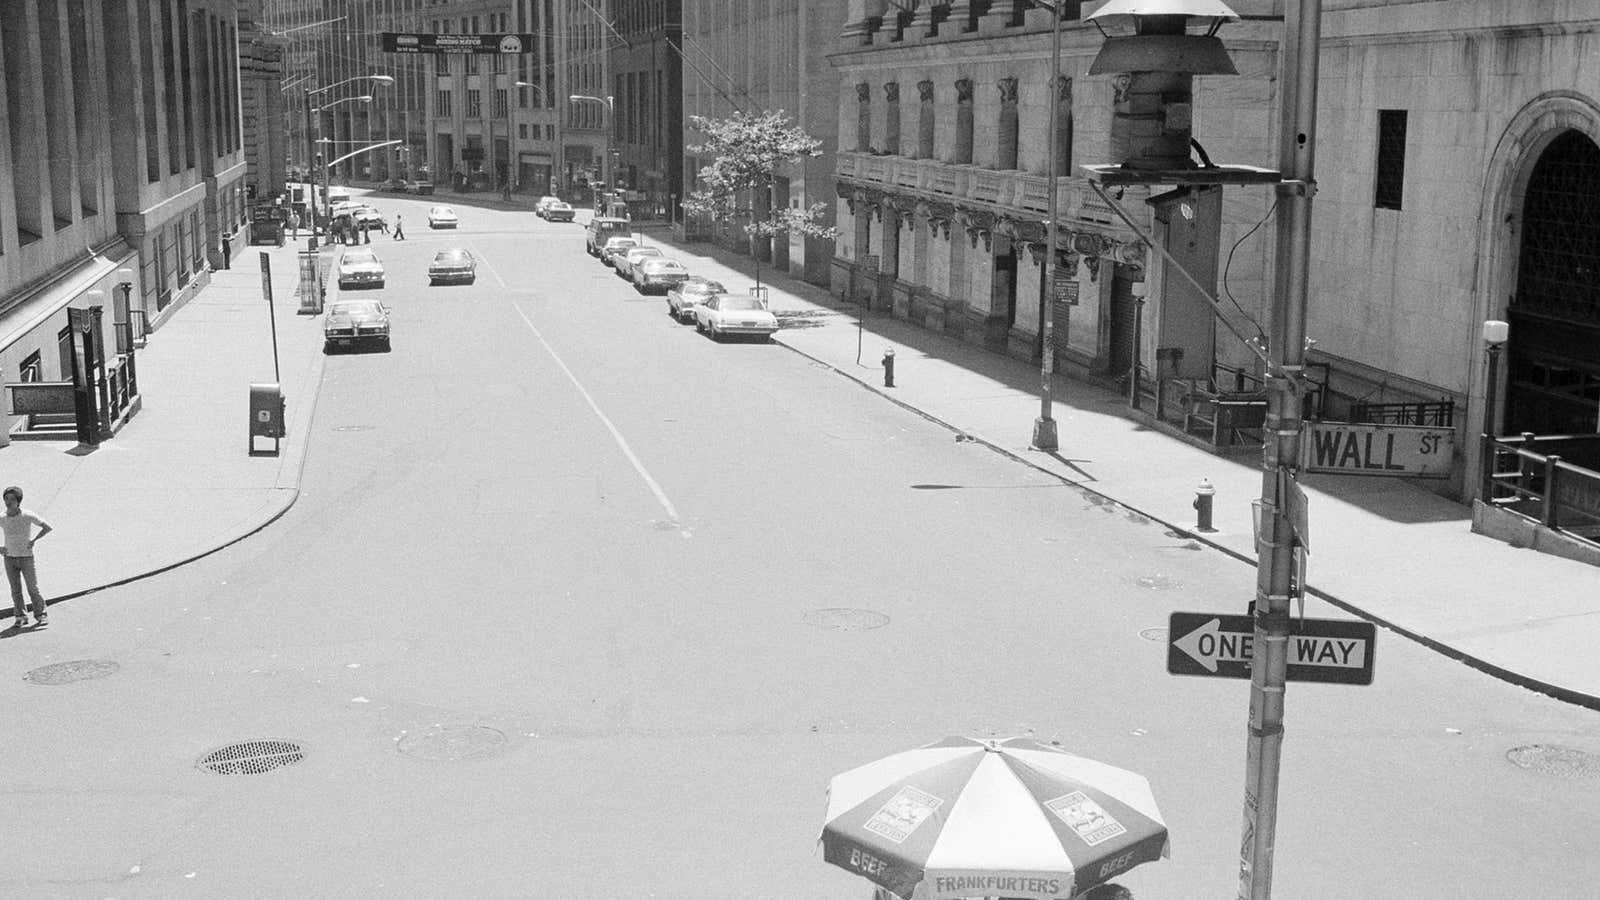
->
xmin=1139 ymin=628 xmax=1170 ymax=642
xmin=23 ymin=659 xmax=121 ymax=685
xmin=332 ymin=425 xmax=375 ymax=432
xmin=196 ymin=740 xmax=305 ymax=775
xmin=396 ymin=725 xmax=508 ymax=761
xmin=802 ymin=608 xmax=890 ymax=631
xmin=1506 ymin=745 xmax=1600 ymax=779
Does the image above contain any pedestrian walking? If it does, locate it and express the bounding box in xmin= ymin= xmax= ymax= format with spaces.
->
xmin=288 ymin=210 xmax=301 ymax=239
xmin=361 ymin=219 xmax=371 ymax=244
xmin=379 ymin=215 xmax=389 ymax=236
xmin=220 ymin=231 xmax=232 ymax=269
xmin=2 ymin=486 xmax=53 ymax=628
xmin=393 ymin=214 xmax=405 ymax=241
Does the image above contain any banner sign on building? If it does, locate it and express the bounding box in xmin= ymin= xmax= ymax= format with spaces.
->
xmin=381 ymin=33 xmax=534 ymax=54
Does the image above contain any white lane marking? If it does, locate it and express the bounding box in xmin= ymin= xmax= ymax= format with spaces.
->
xmin=509 ymin=301 xmax=689 ymax=537
xmin=469 ymin=243 xmax=510 ymax=289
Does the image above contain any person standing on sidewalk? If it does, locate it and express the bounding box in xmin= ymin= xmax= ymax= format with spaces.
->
xmin=2 ymin=486 xmax=52 ymax=628
xmin=288 ymin=209 xmax=301 ymax=240
xmin=393 ymin=214 xmax=405 ymax=241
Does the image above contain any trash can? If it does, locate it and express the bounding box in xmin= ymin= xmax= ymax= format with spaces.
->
xmin=249 ymin=382 xmax=285 ymax=454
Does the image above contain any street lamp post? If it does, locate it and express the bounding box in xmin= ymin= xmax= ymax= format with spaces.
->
xmin=569 ymin=94 xmax=614 ymax=210
xmin=305 ymin=75 xmax=393 ymax=236
xmin=1480 ymin=319 xmax=1510 ymax=499
xmin=114 ymin=268 xmax=138 ymax=398
xmin=1033 ymin=0 xmax=1066 ymax=452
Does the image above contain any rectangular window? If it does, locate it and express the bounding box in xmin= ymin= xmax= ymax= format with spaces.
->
xmin=1375 ymin=110 xmax=1407 ymax=211
xmin=494 ymin=90 xmax=506 ymax=118
xmin=491 ymin=54 xmax=504 ymax=73
xmin=18 ymin=351 xmax=42 ymax=383
xmin=465 ymin=53 xmax=478 ymax=75
xmin=437 ymin=54 xmax=449 ymax=75
xmin=437 ymin=90 xmax=451 ymax=116
xmin=518 ymin=123 xmax=528 ymax=139
xmin=466 ymin=89 xmax=480 ymax=118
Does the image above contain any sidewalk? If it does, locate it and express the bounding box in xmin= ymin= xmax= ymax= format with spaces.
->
xmin=627 ymin=222 xmax=1600 ymax=710
xmin=2 ymin=239 xmax=328 ymax=605
xmin=8 ymin=212 xmax=1599 ymax=710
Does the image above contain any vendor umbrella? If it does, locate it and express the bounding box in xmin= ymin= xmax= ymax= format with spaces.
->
xmin=821 ymin=736 xmax=1169 ymax=900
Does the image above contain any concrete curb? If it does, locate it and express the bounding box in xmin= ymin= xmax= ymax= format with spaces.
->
xmin=771 ymin=334 xmax=1600 ymax=713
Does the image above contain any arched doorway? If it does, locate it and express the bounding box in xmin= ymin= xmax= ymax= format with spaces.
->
xmin=1507 ymin=129 xmax=1600 ymax=436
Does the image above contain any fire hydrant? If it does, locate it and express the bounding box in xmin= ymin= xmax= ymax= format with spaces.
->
xmin=1194 ymin=478 xmax=1216 ymax=533
xmin=882 ymin=348 xmax=896 ymax=387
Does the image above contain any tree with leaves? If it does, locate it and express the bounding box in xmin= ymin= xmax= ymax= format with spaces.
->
xmin=682 ymin=110 xmax=837 ymax=294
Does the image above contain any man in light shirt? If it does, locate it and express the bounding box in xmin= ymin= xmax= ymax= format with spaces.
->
xmin=2 ymin=486 xmax=53 ymax=628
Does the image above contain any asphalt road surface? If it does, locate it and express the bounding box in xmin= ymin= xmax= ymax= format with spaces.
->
xmin=5 ymin=194 xmax=1598 ymax=899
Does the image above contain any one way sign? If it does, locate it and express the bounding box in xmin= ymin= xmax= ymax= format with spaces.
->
xmin=1166 ymin=612 xmax=1377 ymax=685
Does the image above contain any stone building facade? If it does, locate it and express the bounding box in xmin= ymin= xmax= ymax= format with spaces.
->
xmin=828 ymin=1 xmax=1280 ymax=388
xmin=609 ymin=0 xmax=683 ymax=219
xmin=0 ymin=0 xmax=253 ymax=445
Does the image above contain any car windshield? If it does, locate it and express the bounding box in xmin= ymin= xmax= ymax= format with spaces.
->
xmin=644 ymin=260 xmax=683 ymax=271
xmin=605 ymin=240 xmax=637 ymax=251
xmin=434 ymin=251 xmax=471 ymax=264
xmin=686 ymin=280 xmax=726 ymax=295
xmin=630 ymin=248 xmax=663 ymax=258
xmin=718 ymin=296 xmax=764 ymax=311
xmin=329 ymin=301 xmax=382 ymax=316
xmin=343 ymin=252 xmax=378 ymax=265
xmin=432 ymin=207 xmax=454 ymax=216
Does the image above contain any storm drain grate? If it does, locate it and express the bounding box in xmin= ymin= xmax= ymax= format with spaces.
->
xmin=802 ymin=608 xmax=890 ymax=631
xmin=1506 ymin=745 xmax=1600 ymax=780
xmin=397 ymin=725 xmax=508 ymax=761
xmin=196 ymin=740 xmax=305 ymax=775
xmin=23 ymin=659 xmax=120 ymax=685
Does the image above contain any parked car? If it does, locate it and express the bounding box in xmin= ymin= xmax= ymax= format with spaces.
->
xmin=534 ymin=196 xmax=560 ymax=217
xmin=323 ymin=299 xmax=390 ymax=352
xmin=599 ymin=236 xmax=639 ymax=268
xmin=694 ymin=293 xmax=779 ymax=342
xmin=408 ymin=179 xmax=435 ymax=195
xmin=543 ymin=201 xmax=575 ymax=223
xmin=667 ymin=277 xmax=726 ymax=322
xmin=428 ymin=248 xmax=476 ymax=285
xmin=617 ymin=246 xmax=665 ymax=280
xmin=586 ymin=216 xmax=632 ymax=256
xmin=378 ymin=178 xmax=407 ymax=192
xmin=427 ymin=205 xmax=459 ymax=229
xmin=631 ymin=257 xmax=688 ymax=294
xmin=336 ymin=248 xmax=386 ymax=289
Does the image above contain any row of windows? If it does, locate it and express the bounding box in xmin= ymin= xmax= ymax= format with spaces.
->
xmin=432 ymin=12 xmax=509 ymax=35
xmin=435 ymin=89 xmax=508 ymax=118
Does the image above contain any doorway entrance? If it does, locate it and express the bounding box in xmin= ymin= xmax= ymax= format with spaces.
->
xmin=1507 ymin=129 xmax=1600 ymax=436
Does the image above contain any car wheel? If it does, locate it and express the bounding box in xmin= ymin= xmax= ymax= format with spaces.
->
xmin=708 ymin=321 xmax=720 ymax=341
xmin=694 ymin=317 xmax=704 ymax=333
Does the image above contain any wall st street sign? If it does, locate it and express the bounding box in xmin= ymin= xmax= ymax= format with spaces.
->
xmin=381 ymin=33 xmax=533 ymax=54
xmin=1301 ymin=421 xmax=1454 ymax=478
xmin=1166 ymin=612 xmax=1377 ymax=685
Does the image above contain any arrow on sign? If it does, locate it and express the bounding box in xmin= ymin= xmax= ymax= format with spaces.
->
xmin=1171 ymin=618 xmax=1250 ymax=673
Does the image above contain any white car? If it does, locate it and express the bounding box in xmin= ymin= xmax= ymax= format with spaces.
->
xmin=617 ymin=246 xmax=665 ymax=280
xmin=336 ymin=248 xmax=385 ymax=289
xmin=631 ymin=257 xmax=689 ymax=294
xmin=694 ymin=293 xmax=779 ymax=342
xmin=427 ymin=206 xmax=459 ymax=229
xmin=543 ymin=200 xmax=575 ymax=223
xmin=667 ymin=277 xmax=726 ymax=322
xmin=533 ymin=196 xmax=560 ymax=217
xmin=600 ymin=236 xmax=639 ymax=268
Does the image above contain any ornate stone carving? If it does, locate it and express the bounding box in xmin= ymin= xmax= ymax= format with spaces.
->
xmin=955 ymin=78 xmax=974 ymax=103
xmin=918 ymin=80 xmax=934 ymax=102
xmin=857 ymin=82 xmax=871 ymax=103
xmin=1083 ymin=254 xmax=1101 ymax=280
xmin=960 ymin=208 xmax=996 ymax=252
xmin=924 ymin=201 xmax=955 ymax=239
xmin=1110 ymin=74 xmax=1133 ymax=105
xmin=884 ymin=82 xmax=899 ymax=102
xmin=998 ymin=77 xmax=1018 ymax=105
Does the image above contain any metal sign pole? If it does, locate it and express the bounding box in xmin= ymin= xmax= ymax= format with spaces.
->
xmin=261 ymin=252 xmax=280 ymax=383
xmin=1241 ymin=1 xmax=1323 ymax=898
xmin=1032 ymin=0 xmax=1063 ymax=452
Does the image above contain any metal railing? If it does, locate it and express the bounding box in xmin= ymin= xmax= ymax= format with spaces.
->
xmin=1352 ymin=399 xmax=1454 ymax=427
xmin=1482 ymin=432 xmax=1600 ymax=545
